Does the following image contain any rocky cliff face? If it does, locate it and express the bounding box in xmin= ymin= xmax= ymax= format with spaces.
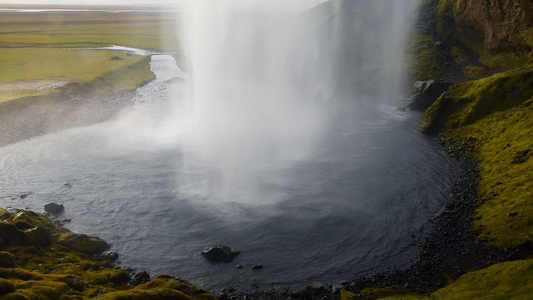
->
xmin=438 ymin=0 xmax=533 ymax=59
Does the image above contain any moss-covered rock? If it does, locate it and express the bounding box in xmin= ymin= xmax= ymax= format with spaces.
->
xmin=0 ymin=209 xmax=216 ymax=300
xmin=96 ymin=275 xmax=216 ymax=300
xmin=0 ymin=278 xmax=16 ymax=296
xmin=24 ymin=226 xmax=53 ymax=248
xmin=0 ymin=222 xmax=26 ymax=247
xmin=0 ymin=252 xmax=15 ymax=268
xmin=0 ymin=209 xmax=12 ymax=221
xmin=57 ymin=233 xmax=110 ymax=256
xmin=6 ymin=211 xmax=58 ymax=233
xmin=419 ymin=67 xmax=533 ymax=134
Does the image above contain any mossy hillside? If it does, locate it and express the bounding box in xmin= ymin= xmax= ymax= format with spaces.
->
xmin=419 ymin=68 xmax=533 ymax=248
xmin=445 ymin=99 xmax=533 ymax=248
xmin=419 ymin=67 xmax=533 ymax=134
xmin=0 ymin=209 xmax=215 ymax=299
xmin=431 ymin=259 xmax=533 ymax=299
xmin=406 ymin=28 xmax=442 ymax=82
xmin=339 ymin=259 xmax=533 ymax=299
xmin=437 ymin=0 xmax=533 ymax=70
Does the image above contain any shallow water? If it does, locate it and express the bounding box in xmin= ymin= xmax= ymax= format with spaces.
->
xmin=0 ymin=55 xmax=458 ymax=291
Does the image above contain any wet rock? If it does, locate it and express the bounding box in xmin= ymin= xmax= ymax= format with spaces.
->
xmin=251 ymin=264 xmax=263 ymax=270
xmin=202 ymin=245 xmax=240 ymax=263
xmin=100 ymin=251 xmax=119 ymax=261
xmin=0 ymin=251 xmax=15 ymax=268
xmin=20 ymin=194 xmax=29 ymax=199
xmin=53 ymin=219 xmax=72 ymax=227
xmin=408 ymin=80 xmax=452 ymax=111
xmin=234 ymin=264 xmax=243 ymax=269
xmin=307 ymin=282 xmax=324 ymax=292
xmin=44 ymin=203 xmax=64 ymax=215
xmin=132 ymin=271 xmax=151 ymax=285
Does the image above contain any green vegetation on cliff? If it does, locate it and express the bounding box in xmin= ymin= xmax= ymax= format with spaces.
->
xmin=419 ymin=67 xmax=533 ymax=248
xmin=437 ymin=0 xmax=533 ymax=69
xmin=0 ymin=208 xmax=215 ymax=300
xmin=341 ymin=259 xmax=533 ymax=299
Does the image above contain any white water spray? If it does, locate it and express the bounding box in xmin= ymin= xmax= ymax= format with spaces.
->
xmin=177 ymin=0 xmax=420 ymax=203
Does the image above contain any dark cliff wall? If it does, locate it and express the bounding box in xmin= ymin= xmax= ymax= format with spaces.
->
xmin=438 ymin=0 xmax=533 ymax=59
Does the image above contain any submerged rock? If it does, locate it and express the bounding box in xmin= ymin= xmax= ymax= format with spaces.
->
xmin=202 ymin=245 xmax=240 ymax=263
xmin=44 ymin=203 xmax=65 ymax=215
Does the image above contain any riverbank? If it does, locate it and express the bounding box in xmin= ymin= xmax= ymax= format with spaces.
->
xmin=0 ymin=56 xmax=154 ymax=147
xmin=0 ymin=7 xmax=178 ymax=146
xmin=2 ymin=1 xmax=532 ymax=299
xmin=0 ymin=208 xmax=217 ymax=299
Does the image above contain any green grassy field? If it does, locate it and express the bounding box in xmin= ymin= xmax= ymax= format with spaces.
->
xmin=0 ymin=9 xmax=180 ymax=50
xmin=0 ymin=7 xmax=180 ymax=103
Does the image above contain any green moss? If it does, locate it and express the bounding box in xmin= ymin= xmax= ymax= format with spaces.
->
xmin=0 ymin=210 xmax=12 ymax=221
xmin=451 ymin=46 xmax=467 ymax=64
xmin=0 ymin=252 xmax=15 ymax=268
xmin=1 ymin=291 xmax=34 ymax=300
xmin=56 ymin=233 xmax=109 ymax=256
xmin=0 ymin=222 xmax=26 ymax=247
xmin=0 ymin=279 xmax=15 ymax=296
xmin=419 ymin=67 xmax=533 ymax=134
xmin=431 ymin=259 xmax=533 ymax=299
xmin=479 ymin=53 xmax=528 ymax=70
xmin=0 ymin=211 xmax=216 ymax=300
xmin=462 ymin=65 xmax=485 ymax=79
xmin=6 ymin=211 xmax=57 ymax=233
xmin=94 ymin=289 xmax=195 ymax=300
xmin=421 ymin=68 xmax=533 ymax=248
xmin=446 ymin=99 xmax=533 ymax=248
xmin=406 ymin=29 xmax=442 ymax=81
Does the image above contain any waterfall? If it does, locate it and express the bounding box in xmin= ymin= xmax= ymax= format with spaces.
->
xmin=177 ymin=0 xmax=420 ymax=203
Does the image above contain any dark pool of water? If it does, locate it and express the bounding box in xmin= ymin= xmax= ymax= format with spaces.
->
xmin=0 ymin=55 xmax=458 ymax=291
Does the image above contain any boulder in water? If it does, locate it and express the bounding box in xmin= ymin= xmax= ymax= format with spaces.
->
xmin=44 ymin=203 xmax=65 ymax=215
xmin=408 ymin=80 xmax=452 ymax=111
xmin=202 ymin=245 xmax=240 ymax=263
